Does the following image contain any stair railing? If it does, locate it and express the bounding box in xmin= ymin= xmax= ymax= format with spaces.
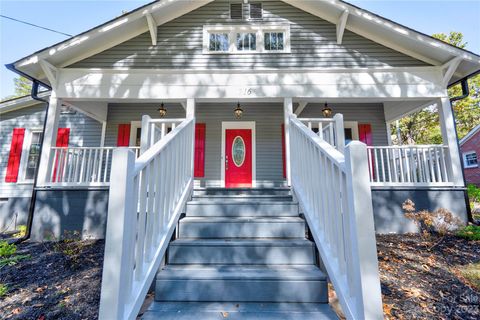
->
xmin=289 ymin=114 xmax=383 ymax=320
xmin=98 ymin=117 xmax=195 ymax=320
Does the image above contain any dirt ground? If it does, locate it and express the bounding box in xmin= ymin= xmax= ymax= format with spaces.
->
xmin=1 ymin=235 xmax=479 ymax=319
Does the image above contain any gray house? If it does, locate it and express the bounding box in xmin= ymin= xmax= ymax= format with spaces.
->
xmin=2 ymin=0 xmax=480 ymax=319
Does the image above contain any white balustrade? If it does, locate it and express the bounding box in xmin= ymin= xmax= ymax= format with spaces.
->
xmin=367 ymin=145 xmax=453 ymax=186
xmin=99 ymin=117 xmax=195 ymax=320
xmin=141 ymin=116 xmax=185 ymax=154
xmin=48 ymin=146 xmax=140 ymax=186
xmin=298 ymin=114 xmax=345 ymax=152
xmin=289 ymin=115 xmax=383 ymax=320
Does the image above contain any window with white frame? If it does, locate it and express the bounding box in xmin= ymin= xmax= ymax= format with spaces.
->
xmin=236 ymin=32 xmax=256 ymax=51
xmin=264 ymin=32 xmax=284 ymax=51
xmin=209 ymin=33 xmax=229 ymax=52
xmin=203 ymin=25 xmax=290 ymax=54
xmin=20 ymin=130 xmax=43 ymax=181
xmin=463 ymin=151 xmax=478 ymax=168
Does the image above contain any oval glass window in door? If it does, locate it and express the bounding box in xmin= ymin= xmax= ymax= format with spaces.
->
xmin=232 ymin=136 xmax=246 ymax=167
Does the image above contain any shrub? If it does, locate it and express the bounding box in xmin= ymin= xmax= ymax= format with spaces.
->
xmin=0 ymin=241 xmax=16 ymax=257
xmin=457 ymin=225 xmax=480 ymax=241
xmin=13 ymin=225 xmax=27 ymax=238
xmin=0 ymin=284 xmax=7 ymax=297
xmin=467 ymin=184 xmax=480 ymax=203
xmin=403 ymin=199 xmax=463 ymax=237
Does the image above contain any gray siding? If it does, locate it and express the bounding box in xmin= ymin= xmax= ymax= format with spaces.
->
xmin=71 ymin=0 xmax=427 ymax=69
xmin=300 ymin=103 xmax=388 ymax=146
xmin=0 ymin=104 xmax=102 ymax=191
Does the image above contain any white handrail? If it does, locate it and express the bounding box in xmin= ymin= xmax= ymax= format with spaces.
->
xmin=298 ymin=114 xmax=345 ymax=153
xmin=289 ymin=115 xmax=383 ymax=320
xmin=99 ymin=117 xmax=195 ymax=320
xmin=367 ymin=145 xmax=453 ymax=186
xmin=48 ymin=146 xmax=140 ymax=186
xmin=140 ymin=115 xmax=186 ymax=154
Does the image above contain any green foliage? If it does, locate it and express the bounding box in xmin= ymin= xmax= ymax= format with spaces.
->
xmin=13 ymin=225 xmax=27 ymax=238
xmin=0 ymin=284 xmax=8 ymax=297
xmin=53 ymin=231 xmax=83 ymax=268
xmin=13 ymin=76 xmax=32 ymax=97
xmin=458 ymin=263 xmax=480 ymax=290
xmin=0 ymin=254 xmax=31 ymax=268
xmin=391 ymin=32 xmax=480 ymax=145
xmin=457 ymin=225 xmax=480 ymax=241
xmin=468 ymin=184 xmax=480 ymax=203
xmin=0 ymin=241 xmax=16 ymax=258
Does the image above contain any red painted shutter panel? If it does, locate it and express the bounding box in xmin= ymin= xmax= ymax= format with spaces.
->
xmin=117 ymin=124 xmax=131 ymax=147
xmin=194 ymin=123 xmax=206 ymax=178
xmin=358 ymin=124 xmax=373 ymax=146
xmin=56 ymin=128 xmax=70 ymax=147
xmin=5 ymin=128 xmax=26 ymax=182
xmin=281 ymin=124 xmax=286 ymax=178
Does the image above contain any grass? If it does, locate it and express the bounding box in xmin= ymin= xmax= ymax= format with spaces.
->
xmin=0 ymin=241 xmax=30 ymax=268
xmin=457 ymin=225 xmax=480 ymax=241
xmin=458 ymin=263 xmax=480 ymax=291
xmin=0 ymin=284 xmax=7 ymax=297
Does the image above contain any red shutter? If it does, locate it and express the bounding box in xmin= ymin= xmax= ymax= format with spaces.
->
xmin=359 ymin=124 xmax=374 ymax=178
xmin=281 ymin=124 xmax=286 ymax=178
xmin=56 ymin=128 xmax=70 ymax=147
xmin=358 ymin=124 xmax=373 ymax=146
xmin=194 ymin=123 xmax=206 ymax=178
xmin=117 ymin=124 xmax=131 ymax=147
xmin=5 ymin=128 xmax=26 ymax=182
xmin=52 ymin=128 xmax=70 ymax=182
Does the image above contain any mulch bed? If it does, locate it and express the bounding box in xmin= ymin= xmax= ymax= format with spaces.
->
xmin=1 ymin=235 xmax=479 ymax=319
xmin=377 ymin=234 xmax=480 ymax=320
xmin=0 ymin=240 xmax=104 ymax=320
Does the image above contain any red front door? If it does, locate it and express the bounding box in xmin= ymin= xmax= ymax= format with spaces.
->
xmin=225 ymin=129 xmax=252 ymax=188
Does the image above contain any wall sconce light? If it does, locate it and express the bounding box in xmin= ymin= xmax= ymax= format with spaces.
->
xmin=158 ymin=103 xmax=167 ymax=118
xmin=234 ymin=102 xmax=244 ymax=119
xmin=322 ymin=102 xmax=333 ymax=118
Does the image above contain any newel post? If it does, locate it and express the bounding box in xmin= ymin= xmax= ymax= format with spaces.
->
xmin=283 ymin=98 xmax=293 ymax=186
xmin=333 ymin=113 xmax=345 ymax=153
xmin=140 ymin=115 xmax=153 ymax=155
xmin=344 ymin=142 xmax=383 ymax=319
xmin=99 ymin=149 xmax=136 ymax=320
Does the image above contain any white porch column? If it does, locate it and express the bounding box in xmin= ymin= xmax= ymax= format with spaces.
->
xmin=438 ymin=97 xmax=464 ymax=186
xmin=385 ymin=121 xmax=393 ymax=146
xmin=37 ymin=92 xmax=61 ymax=185
xmin=186 ymin=98 xmax=195 ymax=118
xmin=284 ymin=98 xmax=293 ymax=186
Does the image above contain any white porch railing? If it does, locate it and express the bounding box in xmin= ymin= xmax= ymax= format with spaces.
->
xmin=48 ymin=146 xmax=140 ymax=186
xmin=141 ymin=116 xmax=185 ymax=153
xmin=289 ymin=115 xmax=383 ymax=320
xmin=99 ymin=117 xmax=195 ymax=320
xmin=298 ymin=114 xmax=345 ymax=152
xmin=367 ymin=145 xmax=453 ymax=186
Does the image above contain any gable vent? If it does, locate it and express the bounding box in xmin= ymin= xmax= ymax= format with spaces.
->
xmin=230 ymin=3 xmax=244 ymax=20
xmin=249 ymin=3 xmax=263 ymax=19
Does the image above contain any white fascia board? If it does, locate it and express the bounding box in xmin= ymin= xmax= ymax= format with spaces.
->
xmin=39 ymin=59 xmax=59 ymax=89
xmin=13 ymin=0 xmax=214 ymax=77
xmin=459 ymin=124 xmax=480 ymax=146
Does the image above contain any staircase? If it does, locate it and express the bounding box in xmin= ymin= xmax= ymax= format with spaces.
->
xmin=142 ymin=188 xmax=337 ymax=319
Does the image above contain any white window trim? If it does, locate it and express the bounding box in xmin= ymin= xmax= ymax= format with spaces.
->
xmin=18 ymin=128 xmax=43 ymax=183
xmin=130 ymin=121 xmax=142 ymax=147
xmin=463 ymin=150 xmax=478 ymax=169
xmin=203 ymin=24 xmax=291 ymax=54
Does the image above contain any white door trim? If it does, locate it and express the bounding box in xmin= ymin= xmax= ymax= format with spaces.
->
xmin=130 ymin=121 xmax=141 ymax=146
xmin=221 ymin=121 xmax=256 ymax=188
xmin=344 ymin=121 xmax=359 ymax=142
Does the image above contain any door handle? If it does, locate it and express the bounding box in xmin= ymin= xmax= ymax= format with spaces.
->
xmin=225 ymin=155 xmax=229 ymax=171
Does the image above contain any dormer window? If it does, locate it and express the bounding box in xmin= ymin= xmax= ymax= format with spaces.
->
xmin=249 ymin=3 xmax=263 ymax=19
xmin=209 ymin=33 xmax=229 ymax=52
xmin=230 ymin=3 xmax=244 ymax=20
xmin=264 ymin=32 xmax=284 ymax=51
xmin=237 ymin=33 xmax=256 ymax=51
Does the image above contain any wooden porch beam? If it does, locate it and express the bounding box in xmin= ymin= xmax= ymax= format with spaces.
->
xmin=336 ymin=10 xmax=349 ymax=45
xmin=39 ymin=59 xmax=59 ymax=88
xmin=145 ymin=13 xmax=157 ymax=46
xmin=442 ymin=56 xmax=462 ymax=87
xmin=294 ymin=101 xmax=308 ymax=116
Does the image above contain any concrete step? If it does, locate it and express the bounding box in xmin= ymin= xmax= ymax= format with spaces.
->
xmin=155 ymin=265 xmax=328 ymax=303
xmin=178 ymin=217 xmax=305 ymax=239
xmin=186 ymin=201 xmax=298 ymax=217
xmin=191 ymin=194 xmax=294 ymax=202
xmin=193 ymin=187 xmax=292 ymax=196
xmin=141 ymin=302 xmax=337 ymax=320
xmin=168 ymin=239 xmax=316 ymax=265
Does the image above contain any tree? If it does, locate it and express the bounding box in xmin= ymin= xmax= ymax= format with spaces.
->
xmin=392 ymin=32 xmax=480 ymax=144
xmin=13 ymin=76 xmax=32 ymax=97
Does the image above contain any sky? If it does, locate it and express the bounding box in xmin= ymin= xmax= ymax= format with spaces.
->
xmin=1 ymin=0 xmax=480 ymax=99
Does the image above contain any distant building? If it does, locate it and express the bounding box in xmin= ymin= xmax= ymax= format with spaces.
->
xmin=460 ymin=124 xmax=480 ymax=186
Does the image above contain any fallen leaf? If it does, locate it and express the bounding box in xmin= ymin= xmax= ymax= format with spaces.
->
xmin=221 ymin=311 xmax=229 ymax=318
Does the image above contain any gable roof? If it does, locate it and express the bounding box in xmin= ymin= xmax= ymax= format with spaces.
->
xmin=0 ymin=92 xmax=49 ymax=115
xmin=460 ymin=124 xmax=480 ymax=146
xmin=7 ymin=0 xmax=480 ymax=88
